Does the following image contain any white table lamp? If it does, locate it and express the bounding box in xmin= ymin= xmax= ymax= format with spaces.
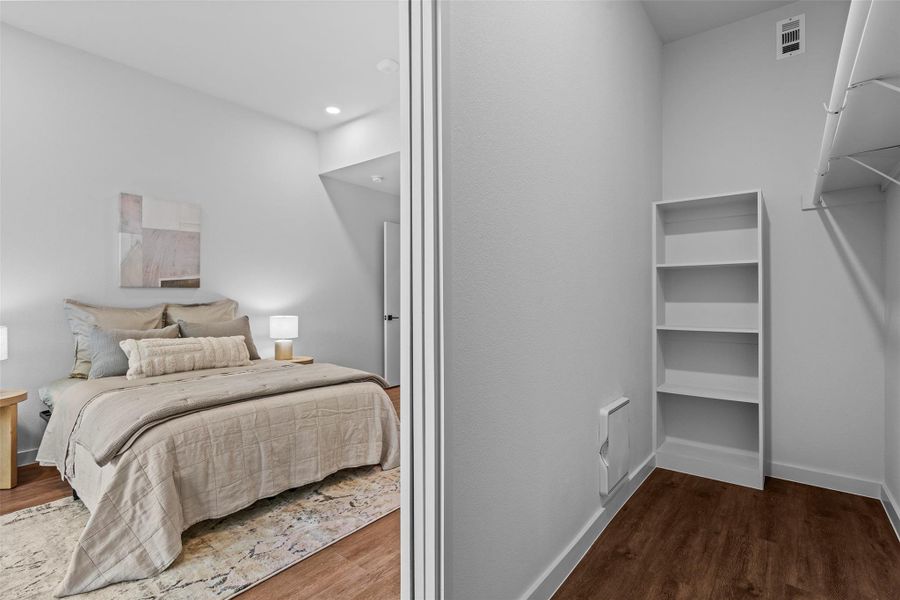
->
xmin=0 ymin=326 xmax=7 ymax=361
xmin=269 ymin=315 xmax=298 ymax=360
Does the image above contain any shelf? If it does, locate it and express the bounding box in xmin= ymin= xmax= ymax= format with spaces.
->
xmin=656 ymin=259 xmax=758 ymax=269
xmin=656 ymin=325 xmax=758 ymax=334
xmin=657 ymin=383 xmax=758 ymax=404
xmin=806 ymin=0 xmax=900 ymax=208
xmin=653 ymin=191 xmax=764 ymax=491
xmin=657 ymin=437 xmax=762 ymax=489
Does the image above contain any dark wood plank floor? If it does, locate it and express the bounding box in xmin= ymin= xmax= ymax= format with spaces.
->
xmin=0 ymin=385 xmax=401 ymax=600
xmin=554 ymin=468 xmax=900 ymax=600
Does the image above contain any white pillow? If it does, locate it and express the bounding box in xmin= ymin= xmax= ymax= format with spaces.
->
xmin=119 ymin=335 xmax=251 ymax=380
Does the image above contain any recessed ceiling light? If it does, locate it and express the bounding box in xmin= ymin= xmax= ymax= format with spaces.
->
xmin=371 ymin=175 xmax=384 ymax=183
xmin=325 ymin=106 xmax=341 ymax=115
xmin=376 ymin=58 xmax=399 ymax=74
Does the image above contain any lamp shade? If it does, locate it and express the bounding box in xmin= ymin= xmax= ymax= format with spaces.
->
xmin=0 ymin=326 xmax=6 ymax=361
xmin=269 ymin=315 xmax=298 ymax=340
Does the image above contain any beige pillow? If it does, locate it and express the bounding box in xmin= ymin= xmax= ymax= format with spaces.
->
xmin=64 ymin=299 xmax=166 ymax=378
xmin=120 ymin=336 xmax=251 ymax=380
xmin=164 ymin=298 xmax=238 ymax=326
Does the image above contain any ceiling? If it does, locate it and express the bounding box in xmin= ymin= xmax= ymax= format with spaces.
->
xmin=642 ymin=1 xmax=794 ymax=44
xmin=0 ymin=1 xmax=400 ymax=132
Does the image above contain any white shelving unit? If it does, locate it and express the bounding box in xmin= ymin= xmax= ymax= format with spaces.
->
xmin=652 ymin=190 xmax=765 ymax=489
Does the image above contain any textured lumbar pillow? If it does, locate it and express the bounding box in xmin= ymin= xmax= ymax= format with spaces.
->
xmin=119 ymin=336 xmax=251 ymax=380
xmin=177 ymin=315 xmax=260 ymax=360
xmin=88 ymin=324 xmax=181 ymax=379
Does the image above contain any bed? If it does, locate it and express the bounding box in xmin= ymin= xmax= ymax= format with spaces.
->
xmin=36 ymin=359 xmax=400 ymax=597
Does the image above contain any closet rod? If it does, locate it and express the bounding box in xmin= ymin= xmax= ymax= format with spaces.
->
xmin=810 ymin=0 xmax=872 ymax=207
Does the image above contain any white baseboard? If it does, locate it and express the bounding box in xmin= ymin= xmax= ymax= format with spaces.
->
xmin=17 ymin=448 xmax=38 ymax=467
xmin=882 ymin=485 xmax=900 ymax=543
xmin=522 ymin=454 xmax=656 ymax=600
xmin=766 ymin=460 xmax=882 ymax=498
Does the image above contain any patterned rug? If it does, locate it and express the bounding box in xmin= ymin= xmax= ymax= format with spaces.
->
xmin=0 ymin=465 xmax=399 ymax=599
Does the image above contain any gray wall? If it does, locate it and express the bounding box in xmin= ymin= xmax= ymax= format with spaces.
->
xmin=0 ymin=25 xmax=398 ymax=461
xmin=886 ymin=184 xmax=900 ymax=502
xmin=440 ymin=2 xmax=661 ymax=597
xmin=662 ymin=1 xmax=885 ymax=486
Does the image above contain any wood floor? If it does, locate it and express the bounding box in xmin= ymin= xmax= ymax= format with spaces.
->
xmin=0 ymin=386 xmax=401 ymax=600
xmin=6 ymin=391 xmax=900 ymax=600
xmin=554 ymin=468 xmax=900 ymax=600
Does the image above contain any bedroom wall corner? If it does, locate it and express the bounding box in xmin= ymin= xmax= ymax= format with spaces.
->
xmin=0 ymin=24 xmax=396 ymax=463
xmin=438 ymin=2 xmax=662 ymax=598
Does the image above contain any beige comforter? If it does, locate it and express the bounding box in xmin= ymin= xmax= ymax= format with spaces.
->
xmin=36 ymin=360 xmax=400 ymax=597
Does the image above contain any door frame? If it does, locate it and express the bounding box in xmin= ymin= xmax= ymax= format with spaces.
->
xmin=400 ymin=0 xmax=444 ymax=598
xmin=383 ymin=221 xmax=400 ymax=385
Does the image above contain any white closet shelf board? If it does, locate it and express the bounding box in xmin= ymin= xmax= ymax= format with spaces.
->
xmin=656 ymin=325 xmax=758 ymax=334
xmin=806 ymin=0 xmax=900 ymax=209
xmin=654 ymin=190 xmax=760 ymax=210
xmin=657 ymin=259 xmax=758 ymax=269
xmin=657 ymin=383 xmax=759 ymax=404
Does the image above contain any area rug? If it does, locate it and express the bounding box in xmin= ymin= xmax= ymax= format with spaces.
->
xmin=0 ymin=465 xmax=399 ymax=599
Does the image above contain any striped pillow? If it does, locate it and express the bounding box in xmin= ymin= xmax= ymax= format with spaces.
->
xmin=88 ymin=324 xmax=181 ymax=378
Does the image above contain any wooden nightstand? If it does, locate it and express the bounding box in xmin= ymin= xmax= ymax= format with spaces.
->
xmin=289 ymin=356 xmax=314 ymax=365
xmin=0 ymin=389 xmax=27 ymax=489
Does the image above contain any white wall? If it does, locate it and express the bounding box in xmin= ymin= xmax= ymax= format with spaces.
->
xmin=662 ymin=1 xmax=885 ymax=488
xmin=886 ymin=184 xmax=900 ymax=501
xmin=0 ymin=25 xmax=399 ymax=461
xmin=439 ymin=2 xmax=661 ymax=598
xmin=317 ymin=103 xmax=400 ymax=173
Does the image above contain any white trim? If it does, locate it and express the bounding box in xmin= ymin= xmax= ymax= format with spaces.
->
xmin=403 ymin=1 xmax=444 ymax=598
xmin=766 ymin=460 xmax=882 ymax=498
xmin=398 ymin=0 xmax=412 ymax=597
xmin=17 ymin=448 xmax=38 ymax=466
xmin=521 ymin=455 xmax=657 ymax=600
xmin=882 ymin=485 xmax=900 ymax=542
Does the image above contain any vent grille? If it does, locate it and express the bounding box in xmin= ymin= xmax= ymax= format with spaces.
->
xmin=776 ymin=14 xmax=805 ymax=59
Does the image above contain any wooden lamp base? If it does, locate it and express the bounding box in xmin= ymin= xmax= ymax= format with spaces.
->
xmin=274 ymin=340 xmax=294 ymax=360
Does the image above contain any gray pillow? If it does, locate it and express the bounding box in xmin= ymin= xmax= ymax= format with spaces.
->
xmin=177 ymin=315 xmax=260 ymax=360
xmin=88 ymin=324 xmax=181 ymax=378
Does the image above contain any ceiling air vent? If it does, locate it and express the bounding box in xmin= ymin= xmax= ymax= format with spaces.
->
xmin=777 ymin=14 xmax=805 ymax=60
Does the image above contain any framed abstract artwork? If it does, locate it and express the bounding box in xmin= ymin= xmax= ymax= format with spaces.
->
xmin=119 ymin=193 xmax=201 ymax=288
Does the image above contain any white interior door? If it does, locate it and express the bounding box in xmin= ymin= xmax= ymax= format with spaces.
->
xmin=383 ymin=221 xmax=400 ymax=385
